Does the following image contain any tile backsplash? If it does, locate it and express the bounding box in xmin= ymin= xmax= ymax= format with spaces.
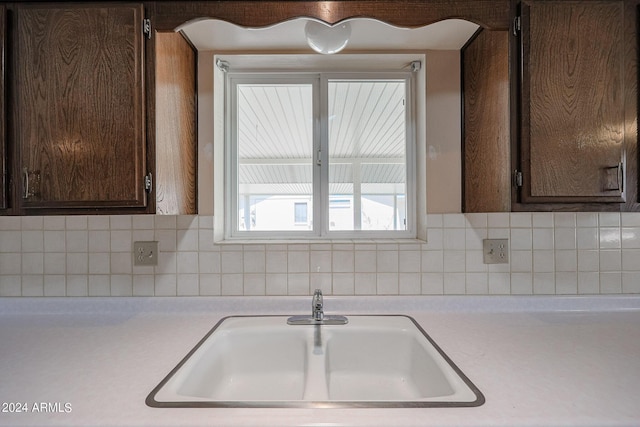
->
xmin=1 ymin=212 xmax=639 ymax=297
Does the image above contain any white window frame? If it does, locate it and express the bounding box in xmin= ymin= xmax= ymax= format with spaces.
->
xmin=220 ymin=57 xmax=421 ymax=241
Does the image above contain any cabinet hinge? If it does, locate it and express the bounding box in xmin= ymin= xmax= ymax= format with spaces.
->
xmin=512 ymin=16 xmax=521 ymax=36
xmin=513 ymin=170 xmax=523 ymax=188
xmin=144 ymin=173 xmax=153 ymax=193
xmin=143 ymin=18 xmax=152 ymax=39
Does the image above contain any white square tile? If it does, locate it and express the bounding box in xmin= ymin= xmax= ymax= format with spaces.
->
xmin=599 ymin=272 xmax=621 ymax=294
xmin=488 ymin=272 xmax=510 ymax=294
xmin=376 ymin=273 xmax=399 ymax=295
xmin=421 ymin=273 xmax=443 ymax=295
xmin=66 ymin=216 xmax=88 ymax=230
xmin=0 ymin=276 xmax=21 ymax=296
xmin=132 ymin=215 xmax=155 ymax=230
xmin=577 ymin=272 xmax=599 ymax=294
xmin=221 ymin=274 xmax=243 ymax=295
xmin=45 ymin=253 xmax=66 ymax=274
xmin=89 ymin=253 xmax=110 ymax=274
xmin=88 ymin=230 xmax=110 ymax=252
xmin=0 ymin=231 xmax=21 ymax=252
xmin=599 ymin=228 xmax=621 ymax=249
xmin=598 ymin=212 xmax=620 ymax=227
xmin=554 ymin=228 xmax=576 ymax=250
xmin=443 ymin=228 xmax=466 ymax=250
xmin=622 ymin=272 xmax=640 ymax=293
xmin=177 ymin=274 xmax=200 ymax=296
xmin=576 ymin=213 xmax=598 ymax=227
xmin=44 ymin=231 xmax=66 ymax=252
xmin=66 ymin=230 xmax=88 ymax=252
xmin=44 ymin=275 xmax=66 ymax=297
xmin=0 ymin=217 xmax=21 ymax=231
xmin=621 ymin=228 xmax=640 ymax=249
xmin=426 ymin=214 xmax=443 ymax=228
xmin=487 ymin=213 xmax=510 ymax=228
xmin=110 ymin=252 xmax=132 ymax=274
xmin=110 ymin=230 xmax=132 ymax=252
xmin=443 ymin=213 xmax=466 ymax=228
xmin=399 ymin=251 xmax=420 ymax=273
xmin=21 ymin=275 xmax=43 ymax=296
xmin=510 ymin=213 xmax=532 ymax=228
xmin=87 ymin=216 xmax=110 ymax=230
xmin=353 ymin=250 xmax=374 ymax=273
xmin=599 ymin=250 xmax=621 ymax=271
xmin=355 ymin=273 xmax=376 ymax=294
xmin=533 ymin=272 xmax=555 ymax=294
xmin=554 ymin=212 xmax=576 ymax=228
xmin=21 ymin=231 xmax=43 ymax=252
xmin=266 ymin=273 xmax=287 ymax=295
xmin=288 ymin=273 xmax=310 ymax=295
xmin=266 ymin=251 xmax=287 ymax=273
xmin=89 ymin=275 xmax=111 ymax=297
xmin=532 ymin=228 xmax=554 ymax=250
xmin=621 ymin=213 xmax=640 ymax=227
xmin=511 ymin=272 xmax=532 ymax=294
xmin=177 ymin=229 xmax=199 ymax=251
xmin=443 ymin=250 xmax=465 ymax=273
xmin=310 ymin=273 xmax=332 ymax=295
xmin=155 ymin=252 xmax=176 ymax=274
xmin=177 ymin=252 xmax=199 ymax=274
xmin=511 ymin=229 xmax=532 ymax=250
xmin=199 ymin=274 xmax=221 ymax=296
xmin=532 ymin=212 xmax=554 ymax=228
xmin=198 ymin=216 xmax=214 ymax=229
xmin=555 ymin=272 xmax=577 ymax=294
xmin=533 ymin=250 xmax=554 ymax=272
xmin=110 ymin=275 xmax=132 ymax=296
xmin=310 ymin=251 xmax=332 ymax=273
xmin=109 ymin=216 xmax=132 ymax=230
xmin=243 ymin=251 xmax=265 ymax=273
xmin=22 ymin=253 xmax=43 ymax=274
xmin=465 ymin=228 xmax=486 ymax=250
xmin=155 ymin=274 xmax=177 ymax=296
xmin=577 ymin=250 xmax=599 ymax=272
xmin=132 ymin=230 xmax=154 ymax=242
xmin=198 ymin=229 xmax=217 ymax=252
xmin=465 ymin=250 xmax=487 ymax=273
xmin=67 ymin=275 xmax=89 ymax=296
xmin=443 ymin=273 xmax=465 ymax=294
xmin=465 ymin=213 xmax=487 ymax=229
xmin=132 ymin=275 xmax=154 ymax=296
xmin=333 ymin=251 xmax=355 ymax=272
xmin=399 ymin=273 xmax=421 ymax=295
xmin=221 ymin=251 xmax=243 ymax=274
xmin=43 ymin=216 xmax=66 ymax=230
xmin=155 ymin=215 xmax=177 ymax=230
xmin=576 ymin=228 xmax=598 ymax=249
xmin=177 ymin=215 xmax=198 ymax=230
xmin=554 ymin=250 xmax=577 ymax=272
xmin=66 ymin=253 xmax=88 ymax=274
xmin=288 ymin=251 xmax=310 ymax=273
xmin=21 ymin=216 xmax=43 ymax=230
xmin=621 ymin=249 xmax=640 ymax=271
xmin=421 ymin=251 xmax=443 ymax=273
xmin=155 ymin=230 xmax=177 ymax=252
xmin=465 ymin=272 xmax=488 ymax=294
xmin=423 ymin=228 xmax=443 ymax=250
xmin=487 ymin=228 xmax=510 ymax=239
xmin=243 ymin=274 xmax=266 ymax=296
xmin=332 ymin=273 xmax=354 ymax=295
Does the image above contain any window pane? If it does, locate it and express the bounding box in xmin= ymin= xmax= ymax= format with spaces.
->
xmin=328 ymin=80 xmax=407 ymax=231
xmin=236 ymin=84 xmax=313 ymax=231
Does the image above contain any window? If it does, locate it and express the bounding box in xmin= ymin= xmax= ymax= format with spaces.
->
xmin=226 ymin=70 xmax=416 ymax=239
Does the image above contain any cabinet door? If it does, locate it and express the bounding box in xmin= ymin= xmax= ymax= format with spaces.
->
xmin=0 ymin=5 xmax=6 ymax=211
xmin=14 ymin=4 xmax=147 ymax=210
xmin=519 ymin=0 xmax=625 ymax=204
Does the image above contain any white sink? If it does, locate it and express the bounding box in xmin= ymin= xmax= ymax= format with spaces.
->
xmin=147 ymin=316 xmax=484 ymax=408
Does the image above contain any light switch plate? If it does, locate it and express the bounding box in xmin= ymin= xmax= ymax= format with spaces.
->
xmin=134 ymin=241 xmax=159 ymax=266
xmin=483 ymin=239 xmax=508 ymax=264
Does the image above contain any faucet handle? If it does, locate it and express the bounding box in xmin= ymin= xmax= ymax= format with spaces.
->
xmin=312 ymin=289 xmax=323 ymax=320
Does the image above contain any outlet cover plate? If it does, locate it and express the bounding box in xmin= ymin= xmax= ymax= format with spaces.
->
xmin=483 ymin=239 xmax=508 ymax=264
xmin=134 ymin=241 xmax=159 ymax=266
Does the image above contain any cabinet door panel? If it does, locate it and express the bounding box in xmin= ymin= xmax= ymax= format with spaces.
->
xmin=0 ymin=5 xmax=5 ymax=210
xmin=521 ymin=1 xmax=625 ymax=203
xmin=15 ymin=4 xmax=146 ymax=209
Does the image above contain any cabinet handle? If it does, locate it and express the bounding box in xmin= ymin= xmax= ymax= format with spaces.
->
xmin=603 ymin=163 xmax=623 ymax=192
xmin=22 ymin=167 xmax=41 ymax=199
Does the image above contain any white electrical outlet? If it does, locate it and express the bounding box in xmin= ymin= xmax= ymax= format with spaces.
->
xmin=133 ymin=241 xmax=159 ymax=266
xmin=483 ymin=239 xmax=508 ymax=264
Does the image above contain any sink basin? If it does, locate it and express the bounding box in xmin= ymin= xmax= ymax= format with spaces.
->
xmin=146 ymin=315 xmax=484 ymax=408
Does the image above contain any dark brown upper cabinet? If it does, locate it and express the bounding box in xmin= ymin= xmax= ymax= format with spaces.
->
xmin=0 ymin=5 xmax=6 ymax=211
xmin=12 ymin=3 xmax=148 ymax=213
xmin=515 ymin=0 xmax=635 ymax=210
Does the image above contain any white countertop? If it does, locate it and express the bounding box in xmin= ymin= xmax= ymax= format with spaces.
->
xmin=0 ymin=296 xmax=639 ymax=427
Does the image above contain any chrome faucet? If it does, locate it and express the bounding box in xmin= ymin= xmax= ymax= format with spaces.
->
xmin=287 ymin=289 xmax=348 ymax=325
xmin=312 ymin=289 xmax=324 ymax=321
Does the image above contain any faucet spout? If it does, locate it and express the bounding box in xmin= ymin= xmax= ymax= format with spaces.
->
xmin=312 ymin=289 xmax=324 ymax=321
